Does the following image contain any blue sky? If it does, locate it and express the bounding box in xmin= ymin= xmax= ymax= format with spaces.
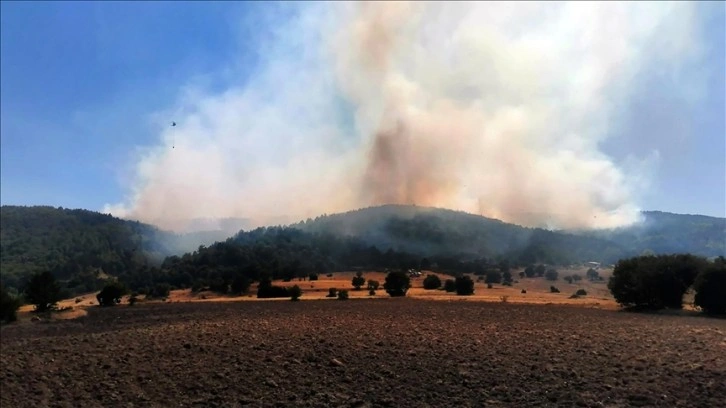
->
xmin=1 ymin=2 xmax=724 ymax=226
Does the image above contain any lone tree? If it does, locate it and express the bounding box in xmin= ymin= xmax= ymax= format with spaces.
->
xmin=693 ymin=257 xmax=726 ymax=315
xmin=25 ymin=271 xmax=62 ymax=312
xmin=444 ymin=279 xmax=456 ymax=292
xmin=545 ymin=269 xmax=559 ymax=281
xmin=367 ymin=279 xmax=380 ymax=291
xmin=1 ymin=284 xmax=22 ymax=323
xmin=97 ymin=281 xmax=129 ymax=307
xmin=352 ymin=271 xmax=366 ymax=290
xmin=384 ymin=270 xmax=411 ymax=297
xmin=423 ymin=274 xmax=441 ymax=290
xmin=456 ymin=275 xmax=475 ymax=296
xmin=289 ymin=285 xmax=302 ymax=301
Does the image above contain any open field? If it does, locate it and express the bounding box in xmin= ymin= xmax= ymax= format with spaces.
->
xmin=2 ymin=299 xmax=725 ymax=408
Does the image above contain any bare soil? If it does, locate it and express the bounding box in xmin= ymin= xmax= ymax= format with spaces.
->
xmin=2 ymin=299 xmax=724 ymax=408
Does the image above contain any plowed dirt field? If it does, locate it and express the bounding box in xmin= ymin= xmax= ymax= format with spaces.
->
xmin=2 ymin=299 xmax=724 ymax=408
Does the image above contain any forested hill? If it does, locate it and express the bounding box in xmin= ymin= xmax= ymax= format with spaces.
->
xmin=585 ymin=211 xmax=726 ymax=257
xmin=0 ymin=206 xmax=226 ymax=293
xmin=290 ymin=205 xmax=726 ymax=262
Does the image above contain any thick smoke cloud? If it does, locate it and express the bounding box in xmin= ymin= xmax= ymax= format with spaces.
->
xmin=104 ymin=2 xmax=705 ymax=232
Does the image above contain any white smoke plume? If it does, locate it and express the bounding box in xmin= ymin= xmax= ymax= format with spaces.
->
xmin=104 ymin=1 xmax=706 ymax=232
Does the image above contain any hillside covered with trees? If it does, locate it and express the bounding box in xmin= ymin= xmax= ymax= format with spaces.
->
xmin=0 ymin=206 xmax=226 ymax=295
xmin=1 ymin=205 xmax=724 ymax=299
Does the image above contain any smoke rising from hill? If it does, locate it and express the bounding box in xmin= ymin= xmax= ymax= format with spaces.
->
xmin=104 ymin=2 xmax=705 ymax=232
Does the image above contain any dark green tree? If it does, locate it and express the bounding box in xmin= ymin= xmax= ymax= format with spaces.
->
xmin=384 ymin=271 xmax=410 ymax=297
xmin=693 ymin=257 xmax=726 ymax=315
xmin=96 ymin=281 xmax=129 ymax=307
xmin=1 ymin=284 xmax=22 ymax=323
xmin=423 ymin=274 xmax=442 ymax=289
xmin=24 ymin=271 xmax=62 ymax=312
xmin=455 ymin=275 xmax=475 ymax=296
xmin=352 ymin=271 xmax=366 ymax=290
xmin=367 ymin=279 xmax=380 ymax=290
xmin=444 ymin=279 xmax=456 ymax=292
xmin=289 ymin=285 xmax=302 ymax=301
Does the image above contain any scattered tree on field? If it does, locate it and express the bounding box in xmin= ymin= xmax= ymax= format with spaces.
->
xmin=289 ymin=285 xmax=302 ymax=301
xmin=97 ymin=281 xmax=128 ymax=307
xmin=338 ymin=289 xmax=349 ymax=300
xmin=444 ymin=279 xmax=456 ymax=292
xmin=25 ymin=271 xmax=62 ymax=312
xmin=423 ymin=274 xmax=441 ymax=290
xmin=545 ymin=269 xmax=558 ymax=281
xmin=352 ymin=271 xmax=366 ymax=290
xmin=383 ymin=271 xmax=410 ymax=297
xmin=456 ymin=275 xmax=475 ymax=296
xmin=367 ymin=279 xmax=379 ymax=291
xmin=327 ymin=288 xmax=338 ymax=298
xmin=564 ymin=276 xmax=573 ymax=284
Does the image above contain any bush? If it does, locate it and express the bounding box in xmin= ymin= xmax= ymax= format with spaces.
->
xmin=518 ymin=271 xmax=526 ymax=279
xmin=487 ymin=283 xmax=493 ymax=289
xmin=535 ymin=264 xmax=546 ymax=277
xmin=369 ymin=289 xmax=376 ymax=296
xmin=564 ymin=276 xmax=573 ymax=284
xmin=338 ymin=289 xmax=349 ymax=300
xmin=327 ymin=288 xmax=338 ymax=298
xmin=524 ymin=265 xmax=535 ymax=278
xmin=289 ymin=285 xmax=302 ymax=301
xmin=309 ymin=273 xmax=319 ymax=281
xmin=367 ymin=279 xmax=380 ymax=291
xmin=96 ymin=281 xmax=129 ymax=307
xmin=521 ymin=289 xmax=527 ymax=294
xmin=545 ymin=269 xmax=558 ymax=281
xmin=608 ymin=254 xmax=706 ymax=310
xmin=550 ymin=286 xmax=560 ymax=293
xmin=423 ymin=274 xmax=442 ymax=290
xmin=572 ymin=274 xmax=582 ymax=282
xmin=693 ymin=257 xmax=726 ymax=314
xmin=352 ymin=271 xmax=366 ymax=290
xmin=502 ymin=281 xmax=512 ymax=287
xmin=444 ymin=279 xmax=456 ymax=293
xmin=456 ymin=275 xmax=475 ymax=296
xmin=0 ymin=284 xmax=22 ymax=323
xmin=384 ymin=271 xmax=411 ymax=297
xmin=128 ymin=293 xmax=139 ymax=306
xmin=326 ymin=273 xmax=333 ymax=278
xmin=575 ymin=289 xmax=587 ymax=296
xmin=25 ymin=271 xmax=62 ymax=312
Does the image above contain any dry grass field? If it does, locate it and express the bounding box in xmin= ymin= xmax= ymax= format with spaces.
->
xmin=2 ymin=299 xmax=724 ymax=408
